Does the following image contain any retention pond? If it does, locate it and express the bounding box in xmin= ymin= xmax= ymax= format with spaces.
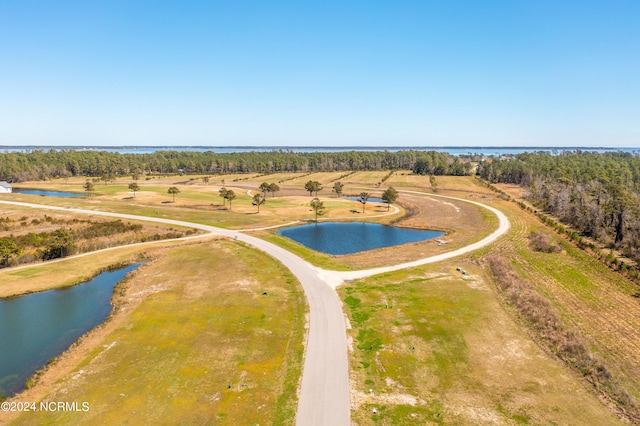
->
xmin=0 ymin=264 xmax=139 ymax=397
xmin=277 ymin=221 xmax=444 ymax=255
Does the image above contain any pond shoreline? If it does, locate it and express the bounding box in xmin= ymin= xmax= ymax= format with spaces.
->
xmin=277 ymin=221 xmax=445 ymax=256
xmin=0 ymin=264 xmax=141 ymax=398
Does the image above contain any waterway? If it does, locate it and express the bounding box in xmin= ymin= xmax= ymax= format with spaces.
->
xmin=277 ymin=221 xmax=444 ymax=255
xmin=0 ymin=264 xmax=139 ymax=397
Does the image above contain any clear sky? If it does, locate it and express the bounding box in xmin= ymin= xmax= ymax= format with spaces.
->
xmin=0 ymin=0 xmax=638 ymax=147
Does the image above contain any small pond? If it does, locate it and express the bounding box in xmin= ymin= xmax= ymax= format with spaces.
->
xmin=345 ymin=196 xmax=385 ymax=203
xmin=0 ymin=264 xmax=139 ymax=397
xmin=13 ymin=188 xmax=86 ymax=197
xmin=277 ymin=221 xmax=444 ymax=255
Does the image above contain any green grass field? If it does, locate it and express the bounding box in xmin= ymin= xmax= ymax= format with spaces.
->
xmin=11 ymin=240 xmax=306 ymax=425
xmin=340 ymin=262 xmax=621 ymax=425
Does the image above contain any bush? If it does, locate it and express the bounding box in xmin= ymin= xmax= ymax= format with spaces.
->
xmin=528 ymin=231 xmax=562 ymax=253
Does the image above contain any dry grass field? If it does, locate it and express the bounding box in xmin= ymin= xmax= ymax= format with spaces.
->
xmin=8 ymin=177 xmax=398 ymax=230
xmin=7 ymin=239 xmax=306 ymax=425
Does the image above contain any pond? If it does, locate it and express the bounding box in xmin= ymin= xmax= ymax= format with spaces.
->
xmin=345 ymin=196 xmax=385 ymax=203
xmin=0 ymin=264 xmax=139 ymax=397
xmin=277 ymin=222 xmax=444 ymax=255
xmin=13 ymin=188 xmax=86 ymax=197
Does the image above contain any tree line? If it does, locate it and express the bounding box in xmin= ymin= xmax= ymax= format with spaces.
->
xmin=0 ymin=149 xmax=474 ymax=182
xmin=478 ymin=151 xmax=640 ymax=263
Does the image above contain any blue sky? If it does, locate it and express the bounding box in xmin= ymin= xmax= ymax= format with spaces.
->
xmin=0 ymin=1 xmax=638 ymax=147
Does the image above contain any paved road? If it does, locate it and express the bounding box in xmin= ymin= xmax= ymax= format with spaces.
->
xmin=0 ymin=193 xmax=509 ymax=426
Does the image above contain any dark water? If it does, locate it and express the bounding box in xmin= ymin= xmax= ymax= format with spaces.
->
xmin=13 ymin=188 xmax=85 ymax=197
xmin=277 ymin=221 xmax=444 ymax=255
xmin=0 ymin=264 xmax=139 ymax=397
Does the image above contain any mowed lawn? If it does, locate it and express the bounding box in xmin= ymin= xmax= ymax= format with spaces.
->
xmin=340 ymin=262 xmax=622 ymax=425
xmin=12 ymin=240 xmax=306 ymax=425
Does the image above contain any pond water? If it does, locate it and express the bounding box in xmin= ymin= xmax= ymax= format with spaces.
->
xmin=13 ymin=188 xmax=85 ymax=197
xmin=0 ymin=264 xmax=139 ymax=397
xmin=277 ymin=222 xmax=444 ymax=255
xmin=346 ymin=196 xmax=385 ymax=203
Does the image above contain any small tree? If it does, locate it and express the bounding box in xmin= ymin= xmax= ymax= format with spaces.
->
xmin=252 ymin=193 xmax=266 ymax=213
xmin=0 ymin=237 xmax=20 ymax=267
xmin=168 ymin=186 xmax=180 ymax=202
xmin=268 ymin=182 xmax=280 ymax=197
xmin=259 ymin=182 xmax=270 ymax=198
xmin=128 ymin=182 xmax=140 ymax=198
xmin=83 ymin=180 xmax=94 ymax=197
xmin=381 ymin=187 xmax=399 ymax=211
xmin=304 ymin=180 xmax=323 ymax=196
xmin=332 ymin=181 xmax=344 ymax=197
xmin=429 ymin=175 xmax=438 ymax=192
xmin=359 ymin=192 xmax=369 ymax=213
xmin=226 ymin=190 xmax=236 ymax=210
xmin=310 ymin=198 xmax=325 ymax=222
xmin=43 ymin=228 xmax=75 ymax=260
xmin=219 ymin=187 xmax=228 ymax=206
xmin=203 ymin=176 xmax=210 ymax=185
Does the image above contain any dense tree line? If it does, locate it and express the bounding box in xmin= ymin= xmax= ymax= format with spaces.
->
xmin=479 ymin=151 xmax=640 ymax=262
xmin=0 ymin=149 xmax=473 ymax=182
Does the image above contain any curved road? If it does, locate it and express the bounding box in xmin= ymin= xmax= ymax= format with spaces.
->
xmin=0 ymin=193 xmax=509 ymax=426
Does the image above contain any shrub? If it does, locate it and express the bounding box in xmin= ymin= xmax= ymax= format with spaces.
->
xmin=528 ymin=231 xmax=562 ymax=253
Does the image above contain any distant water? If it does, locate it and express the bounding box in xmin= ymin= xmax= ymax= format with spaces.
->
xmin=2 ymin=146 xmax=639 ymax=156
xmin=13 ymin=188 xmax=85 ymax=197
xmin=0 ymin=264 xmax=139 ymax=397
xmin=277 ymin=221 xmax=444 ymax=255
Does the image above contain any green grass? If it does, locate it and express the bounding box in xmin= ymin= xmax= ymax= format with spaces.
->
xmin=13 ymin=241 xmax=306 ymax=425
xmin=339 ymin=263 xmax=622 ymax=425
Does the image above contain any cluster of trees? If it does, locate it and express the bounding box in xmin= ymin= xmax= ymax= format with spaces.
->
xmin=0 ymin=218 xmax=188 ymax=267
xmin=412 ymin=151 xmax=473 ymax=176
xmin=479 ymin=151 xmax=640 ymax=262
xmin=304 ymin=180 xmax=323 ymax=196
xmin=218 ymin=188 xmax=237 ymax=209
xmin=0 ymin=149 xmax=475 ymax=182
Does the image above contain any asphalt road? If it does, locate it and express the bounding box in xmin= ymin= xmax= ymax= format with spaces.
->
xmin=0 ymin=192 xmax=509 ymax=426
